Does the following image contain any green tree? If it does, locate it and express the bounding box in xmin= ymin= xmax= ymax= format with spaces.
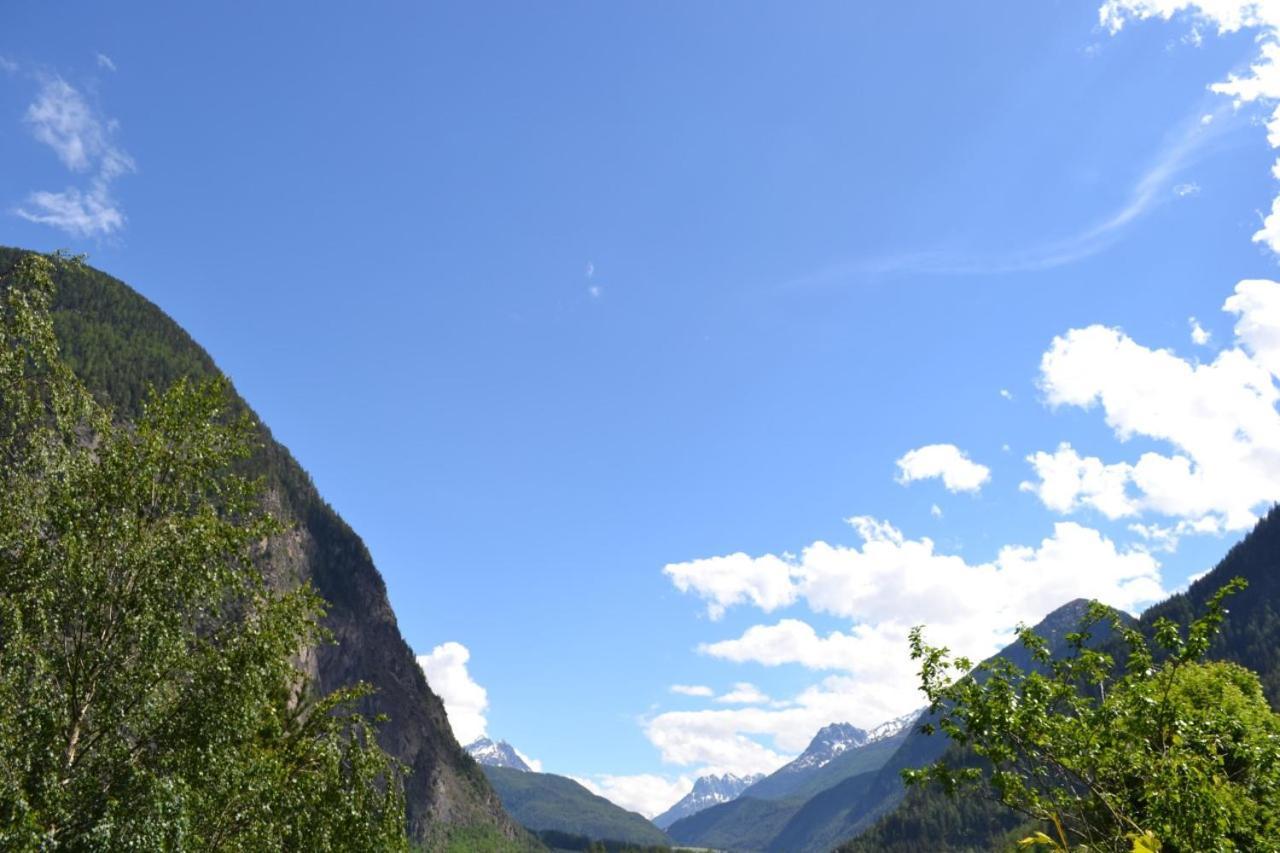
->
xmin=905 ymin=579 xmax=1280 ymax=852
xmin=0 ymin=253 xmax=408 ymax=850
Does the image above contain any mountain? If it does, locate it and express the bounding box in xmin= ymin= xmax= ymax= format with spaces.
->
xmin=4 ymin=249 xmax=530 ymax=849
xmin=842 ymin=507 xmax=1280 ymax=851
xmin=745 ymin=713 xmax=920 ymax=802
xmin=664 ymin=794 xmax=799 ymax=853
xmin=652 ymin=772 xmax=764 ymax=829
xmin=482 ymin=766 xmax=672 ymax=848
xmin=467 ymin=737 xmax=533 ymax=772
xmin=664 ymin=716 xmax=912 ymax=852
xmin=668 ymin=601 xmax=1110 ymax=853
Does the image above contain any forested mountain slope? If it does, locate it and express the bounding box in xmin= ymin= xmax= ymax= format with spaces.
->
xmin=0 ymin=249 xmax=528 ymax=848
xmin=483 ymin=767 xmax=672 ymax=848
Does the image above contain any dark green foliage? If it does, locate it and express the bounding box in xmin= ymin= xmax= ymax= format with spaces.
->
xmin=901 ymin=580 xmax=1280 ymax=851
xmin=483 ymin=767 xmax=671 ymax=849
xmin=1141 ymin=505 xmax=1280 ymax=705
xmin=0 ymin=254 xmax=408 ymax=849
xmin=0 ymin=247 xmax=525 ymax=844
xmin=837 ymin=746 xmax=1038 ymax=852
xmin=534 ymin=828 xmax=671 ymax=852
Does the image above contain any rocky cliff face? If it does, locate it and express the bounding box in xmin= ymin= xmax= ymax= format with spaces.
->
xmin=6 ymin=249 xmax=526 ymax=847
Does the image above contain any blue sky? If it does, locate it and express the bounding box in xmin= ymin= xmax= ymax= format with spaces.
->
xmin=7 ymin=0 xmax=1280 ymax=816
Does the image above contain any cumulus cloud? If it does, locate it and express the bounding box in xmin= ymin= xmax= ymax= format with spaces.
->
xmin=644 ymin=708 xmax=794 ymax=776
xmin=1190 ymin=316 xmax=1212 ymax=345
xmin=664 ymin=551 xmax=799 ymax=620
xmin=1023 ymin=280 xmax=1280 ymax=535
xmin=417 ymin=642 xmax=489 ymax=745
xmin=670 ymin=684 xmax=715 ymax=697
xmin=1102 ymin=1 xmax=1280 ymax=252
xmin=1022 ymin=443 xmax=1139 ymax=519
xmin=574 ymin=773 xmax=695 ymax=819
xmin=715 ymin=682 xmax=771 ymax=705
xmin=669 ymin=516 xmax=1161 ymax=629
xmin=15 ymin=76 xmax=134 ymax=238
xmin=657 ymin=517 xmax=1164 ymax=773
xmin=895 ymin=444 xmax=992 ymax=493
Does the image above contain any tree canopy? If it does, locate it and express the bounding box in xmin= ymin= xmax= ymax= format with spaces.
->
xmin=905 ymin=579 xmax=1280 ymax=852
xmin=0 ymin=253 xmax=408 ymax=850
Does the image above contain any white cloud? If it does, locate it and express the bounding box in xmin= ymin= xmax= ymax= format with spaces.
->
xmin=1000 ymin=388 xmax=1014 ymax=400
xmin=715 ymin=682 xmax=771 ymax=705
xmin=0 ymin=56 xmax=17 ymax=74
xmin=658 ymin=518 xmax=1165 ymax=774
xmin=664 ymin=551 xmax=799 ymax=620
xmin=702 ymin=620 xmax=893 ymax=677
xmin=895 ymin=443 xmax=992 ymax=493
xmin=1021 ymin=443 xmax=1139 ymax=519
xmin=1225 ymin=278 xmax=1280 ymax=374
xmin=585 ymin=261 xmax=595 ymax=278
xmin=15 ymin=76 xmax=133 ymax=238
xmin=574 ymin=774 xmax=694 ymax=819
xmin=96 ymin=53 xmax=116 ymax=72
xmin=670 ymin=684 xmax=715 ymax=697
xmin=1102 ymin=1 xmax=1280 ymax=252
xmin=930 ymin=503 xmax=943 ymax=518
xmin=1190 ymin=316 xmax=1212 ymax=345
xmin=25 ymin=77 xmax=105 ymax=172
xmin=588 ymin=284 xmax=602 ymax=299
xmin=417 ymin=642 xmax=489 ymax=745
xmin=1027 ymin=281 xmax=1280 ymax=532
xmin=17 ymin=187 xmax=127 ymax=239
xmin=1173 ymin=181 xmax=1201 ymax=197
xmin=1129 ymin=516 xmax=1224 ymax=552
xmin=669 ymin=516 xmax=1162 ymax=630
xmin=644 ymin=708 xmax=794 ymax=776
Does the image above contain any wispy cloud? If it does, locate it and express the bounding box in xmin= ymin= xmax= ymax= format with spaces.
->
xmin=1102 ymin=1 xmax=1280 ymax=254
xmin=785 ymin=101 xmax=1235 ymax=288
xmin=0 ymin=56 xmax=18 ymax=74
xmin=14 ymin=75 xmax=134 ymax=238
xmin=95 ymin=53 xmax=116 ymax=73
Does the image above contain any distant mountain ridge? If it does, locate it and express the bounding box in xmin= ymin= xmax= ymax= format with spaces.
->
xmin=652 ymin=772 xmax=764 ymax=829
xmin=667 ymin=603 xmax=1106 ymax=852
xmin=741 ymin=710 xmax=920 ymax=803
xmin=466 ymin=737 xmax=533 ymax=772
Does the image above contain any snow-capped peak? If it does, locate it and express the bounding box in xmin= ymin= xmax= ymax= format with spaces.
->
xmin=866 ymin=708 xmax=924 ymax=743
xmin=787 ymin=722 xmax=870 ymax=772
xmin=651 ymin=772 xmax=765 ymax=829
xmin=465 ymin=737 xmax=532 ymax=772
